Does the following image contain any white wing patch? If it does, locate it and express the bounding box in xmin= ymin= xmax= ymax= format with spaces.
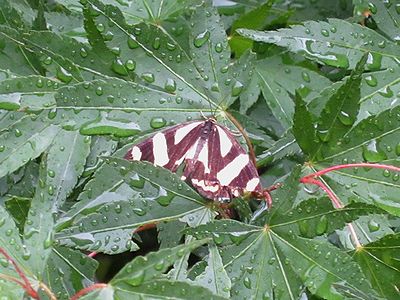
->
xmin=216 ymin=126 xmax=233 ymax=157
xmin=130 ymin=146 xmax=142 ymax=161
xmin=192 ymin=179 xmax=219 ymax=192
xmin=185 ymin=138 xmax=200 ymax=160
xmin=197 ymin=141 xmax=210 ymax=173
xmin=153 ymin=132 xmax=169 ymax=166
xmin=217 ymin=154 xmax=249 ymax=186
xmin=245 ymin=178 xmax=260 ymax=191
xmin=174 ymin=121 xmax=202 ymax=145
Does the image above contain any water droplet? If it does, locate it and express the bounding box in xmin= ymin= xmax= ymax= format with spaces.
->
xmin=95 ymin=86 xmax=103 ymax=96
xmin=125 ymin=59 xmax=136 ymax=71
xmin=364 ymin=75 xmax=377 ymax=87
xmin=150 ymin=117 xmax=167 ymax=129
xmin=321 ymin=29 xmax=329 ymax=37
xmin=302 ymin=71 xmax=310 ymax=82
xmin=80 ymin=48 xmax=88 ymax=57
xmin=298 ymin=220 xmax=309 ymax=236
xmin=48 ymin=185 xmax=54 ymax=195
xmin=383 ymin=169 xmax=391 ymax=177
xmin=395 ymin=142 xmax=400 ymax=156
xmin=194 ymin=30 xmax=210 ymax=48
xmin=368 ymin=2 xmax=377 ymax=14
xmin=214 ymin=42 xmax=223 ymax=53
xmin=231 ymin=81 xmax=244 ymax=96
xmin=96 ymin=23 xmax=105 ymax=32
xmin=132 ymin=208 xmax=146 ymax=216
xmin=368 ymin=219 xmax=380 ymax=232
xmin=0 ymin=145 xmax=5 ymax=152
xmin=56 ymin=66 xmax=73 ymax=83
xmin=14 ymin=129 xmax=22 ymax=137
xmin=43 ymin=56 xmax=52 ymax=65
xmin=128 ymin=35 xmax=140 ymax=49
xmin=316 ymin=215 xmax=328 ymax=235
xmin=164 ymin=78 xmax=176 ymax=93
xmin=36 ymin=78 xmax=44 ymax=88
xmin=142 ymin=73 xmax=155 ymax=83
xmin=128 ymin=270 xmax=145 ymax=286
xmin=152 ymin=37 xmax=161 ymax=50
xmin=243 ymin=277 xmax=251 ymax=289
xmin=48 ymin=170 xmax=55 ymax=178
xmin=112 ymin=58 xmax=128 ymax=76
xmin=362 ymin=140 xmax=387 ymax=162
xmin=338 ymin=111 xmax=354 ymax=126
xmin=154 ymin=260 xmax=165 ymax=271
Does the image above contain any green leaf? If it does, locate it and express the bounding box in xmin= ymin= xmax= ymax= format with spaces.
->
xmin=274 ymin=197 xmax=383 ymax=238
xmin=315 ymin=162 xmax=400 ymax=216
xmin=4 ymin=196 xmax=30 ymax=234
xmin=238 ymin=18 xmax=399 ymax=70
xmin=24 ymin=130 xmax=89 ymax=276
xmin=187 ymin=219 xmax=377 ymax=300
xmin=193 ymin=243 xmax=231 ymax=298
xmin=0 ymin=116 xmax=60 ymax=178
xmin=309 ymin=65 xmax=400 ymax=121
xmin=82 ymin=280 xmax=228 ymax=300
xmin=55 ymin=158 xmax=207 ymax=254
xmin=0 ymin=204 xmax=30 ymax=277
xmin=111 ymin=239 xmax=209 ymax=284
xmin=293 ymin=91 xmax=318 ymax=157
xmin=254 ymin=57 xmax=331 ymax=129
xmin=312 ymin=53 xmax=368 ymax=160
xmin=363 ymin=0 xmax=400 ymax=42
xmin=256 ymin=131 xmax=301 ymax=168
xmin=44 ymin=246 xmax=98 ymax=300
xmin=354 ymin=233 xmax=400 ymax=299
xmin=0 ymin=25 xmax=42 ymax=75
xmin=318 ymin=105 xmax=400 ymax=164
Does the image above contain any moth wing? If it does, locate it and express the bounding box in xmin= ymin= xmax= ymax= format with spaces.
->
xmin=125 ymin=121 xmax=204 ymax=172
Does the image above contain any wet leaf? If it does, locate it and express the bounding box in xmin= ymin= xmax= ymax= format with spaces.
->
xmin=55 ymin=158 xmax=208 ymax=254
xmin=238 ymin=18 xmax=399 ymax=70
xmin=354 ymin=233 xmax=400 ymax=299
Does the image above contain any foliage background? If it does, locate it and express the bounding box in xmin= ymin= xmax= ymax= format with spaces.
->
xmin=0 ymin=0 xmax=399 ymax=299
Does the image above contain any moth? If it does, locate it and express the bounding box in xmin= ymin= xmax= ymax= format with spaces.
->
xmin=125 ymin=118 xmax=271 ymax=206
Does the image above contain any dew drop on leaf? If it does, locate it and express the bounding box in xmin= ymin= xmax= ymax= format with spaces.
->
xmin=142 ymin=72 xmax=155 ymax=83
xmin=164 ymin=78 xmax=176 ymax=93
xmin=152 ymin=37 xmax=161 ymax=50
xmin=150 ymin=117 xmax=167 ymax=129
xmin=128 ymin=270 xmax=145 ymax=286
xmin=132 ymin=208 xmax=146 ymax=216
xmin=80 ymin=48 xmax=88 ymax=58
xmin=214 ymin=42 xmax=223 ymax=53
xmin=43 ymin=56 xmax=53 ymax=65
xmin=362 ymin=140 xmax=387 ymax=162
xmin=301 ymin=71 xmax=310 ymax=82
xmin=112 ymin=58 xmax=128 ymax=76
xmin=56 ymin=66 xmax=73 ymax=83
xmin=338 ymin=111 xmax=354 ymax=126
xmin=364 ymin=75 xmax=377 ymax=87
xmin=0 ymin=145 xmax=4 ymax=152
xmin=128 ymin=35 xmax=140 ymax=49
xmin=14 ymin=129 xmax=22 ymax=137
xmin=316 ymin=215 xmax=328 ymax=235
xmin=194 ymin=30 xmax=210 ymax=48
xmin=231 ymin=81 xmax=244 ymax=96
xmin=125 ymin=59 xmax=136 ymax=71
xmin=368 ymin=219 xmax=380 ymax=232
xmin=243 ymin=276 xmax=252 ymax=289
xmin=321 ymin=29 xmax=329 ymax=37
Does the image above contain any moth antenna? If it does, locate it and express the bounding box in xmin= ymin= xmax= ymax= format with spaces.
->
xmin=200 ymin=110 xmax=208 ymax=120
xmin=225 ymin=111 xmax=257 ymax=168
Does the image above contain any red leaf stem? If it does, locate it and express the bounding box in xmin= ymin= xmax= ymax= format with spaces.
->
xmin=0 ymin=247 xmax=38 ymax=299
xmin=71 ymin=283 xmax=108 ymax=300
